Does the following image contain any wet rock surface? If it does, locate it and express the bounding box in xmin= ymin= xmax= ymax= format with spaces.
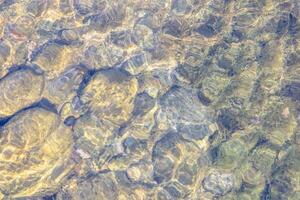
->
xmin=0 ymin=0 xmax=299 ymax=199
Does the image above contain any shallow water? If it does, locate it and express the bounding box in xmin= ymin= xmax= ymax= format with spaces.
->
xmin=0 ymin=0 xmax=299 ymax=199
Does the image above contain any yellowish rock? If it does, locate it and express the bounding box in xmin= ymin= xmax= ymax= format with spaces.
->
xmin=81 ymin=69 xmax=138 ymax=125
xmin=32 ymin=44 xmax=74 ymax=78
xmin=0 ymin=108 xmax=74 ymax=198
xmin=0 ymin=69 xmax=44 ymax=118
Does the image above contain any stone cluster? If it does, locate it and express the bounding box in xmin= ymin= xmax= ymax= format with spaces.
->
xmin=0 ymin=0 xmax=299 ymax=199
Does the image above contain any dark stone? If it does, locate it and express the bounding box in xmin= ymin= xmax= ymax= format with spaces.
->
xmin=177 ymin=164 xmax=196 ymax=185
xmin=194 ymin=15 xmax=223 ymax=37
xmin=207 ymin=41 xmax=229 ymax=57
xmin=73 ymin=0 xmax=93 ymax=16
xmin=64 ymin=116 xmax=76 ymax=126
xmin=38 ymin=98 xmax=58 ymax=113
xmin=260 ymin=182 xmax=271 ymax=200
xmin=164 ymin=185 xmax=181 ymax=198
xmin=227 ymin=68 xmax=236 ymax=77
xmin=122 ymin=137 xmax=146 ymax=154
xmin=174 ymin=64 xmax=199 ymax=84
xmin=197 ymin=90 xmax=211 ymax=106
xmin=195 ymin=24 xmax=216 ymax=37
xmin=239 ymin=181 xmax=255 ymax=192
xmin=178 ymin=174 xmax=193 ymax=186
xmin=162 ymin=19 xmax=182 ymax=37
xmin=152 ymin=132 xmax=182 ymax=184
xmin=171 ymin=0 xmax=191 ymax=13
xmin=152 ymin=132 xmax=181 ymax=158
xmin=173 ymin=56 xmax=211 ymax=86
xmin=77 ymin=68 xmax=97 ymax=96
xmin=132 ymin=92 xmax=155 ymax=116
xmin=110 ymin=30 xmax=132 ymax=47
xmin=148 ymin=44 xmax=166 ymax=60
xmin=276 ymin=16 xmax=288 ymax=36
xmin=218 ymin=56 xmax=232 ymax=70
xmin=123 ymin=137 xmax=138 ymax=152
xmin=0 ymin=0 xmax=16 ymax=12
xmin=208 ymin=131 xmax=218 ymax=144
xmin=231 ymin=29 xmax=244 ymax=41
xmin=280 ymin=82 xmax=300 ymax=101
xmin=42 ymin=194 xmax=56 ymax=200
xmin=257 ymin=41 xmax=271 ymax=64
xmin=209 ymin=146 xmax=220 ymax=163
xmin=97 ymin=68 xmax=131 ymax=84
xmin=83 ymin=14 xmax=107 ymax=30
xmin=271 ymin=178 xmax=292 ymax=194
xmin=288 ymin=13 xmax=298 ymax=35
xmin=153 ymin=156 xmax=175 ymax=184
xmin=0 ymin=116 xmax=10 ymax=127
xmin=217 ymin=109 xmax=240 ymax=133
xmin=285 ymin=53 xmax=298 ymax=66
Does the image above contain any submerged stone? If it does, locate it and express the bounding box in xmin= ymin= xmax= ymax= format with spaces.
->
xmin=177 ymin=123 xmax=211 ymax=140
xmin=0 ymin=68 xmax=44 ymax=118
xmin=109 ymin=30 xmax=133 ymax=47
xmin=202 ymin=172 xmax=234 ymax=196
xmin=217 ymin=109 xmax=241 ymax=133
xmin=73 ymin=0 xmax=94 ymax=16
xmin=159 ymin=86 xmax=213 ymax=127
xmin=0 ymin=0 xmax=299 ymax=199
xmin=0 ymin=108 xmax=73 ymax=198
xmin=171 ymin=0 xmax=191 ymax=14
xmin=194 ymin=15 xmax=223 ymax=37
xmin=80 ymin=68 xmax=138 ymax=125
xmin=280 ymin=82 xmax=300 ymax=101
xmin=26 ymin=0 xmax=48 ymax=17
xmin=132 ymin=92 xmax=155 ymax=116
xmin=162 ymin=18 xmax=183 ymax=38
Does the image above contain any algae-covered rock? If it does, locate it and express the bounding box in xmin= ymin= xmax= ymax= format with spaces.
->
xmin=215 ymin=138 xmax=248 ymax=169
xmin=250 ymin=147 xmax=277 ymax=175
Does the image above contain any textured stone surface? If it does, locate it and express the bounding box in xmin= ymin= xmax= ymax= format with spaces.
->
xmin=0 ymin=68 xmax=44 ymax=118
xmin=0 ymin=108 xmax=73 ymax=198
xmin=0 ymin=0 xmax=299 ymax=199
